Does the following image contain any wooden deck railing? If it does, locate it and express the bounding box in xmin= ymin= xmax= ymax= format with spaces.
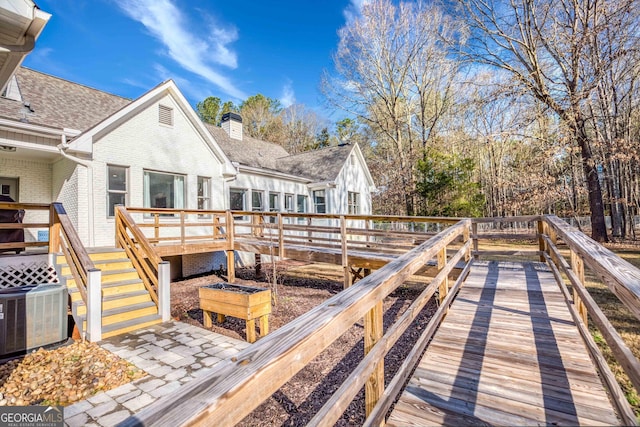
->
xmin=0 ymin=201 xmax=50 ymax=253
xmin=49 ymin=203 xmax=97 ymax=304
xmin=0 ymin=201 xmax=102 ymax=341
xmin=0 ymin=201 xmax=97 ymax=308
xmin=120 ymin=207 xmax=231 ymax=251
xmin=49 ymin=203 xmax=103 ymax=341
xmin=114 ymin=206 xmax=163 ymax=306
xmin=470 ymin=214 xmax=640 ymax=425
xmin=540 ymin=215 xmax=640 ymax=425
xmin=122 ymin=219 xmax=472 ymax=427
xmin=116 ymin=210 xmax=640 ymax=425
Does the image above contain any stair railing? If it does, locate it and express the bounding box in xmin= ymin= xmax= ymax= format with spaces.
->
xmin=114 ymin=206 xmax=169 ymax=320
xmin=49 ymin=202 xmax=102 ymax=341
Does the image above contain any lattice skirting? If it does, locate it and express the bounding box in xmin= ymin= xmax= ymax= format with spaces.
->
xmin=0 ymin=262 xmax=59 ymax=289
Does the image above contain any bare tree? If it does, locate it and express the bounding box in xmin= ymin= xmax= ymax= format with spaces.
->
xmin=280 ymin=104 xmax=327 ymax=154
xmin=323 ymin=0 xmax=461 ymax=216
xmin=459 ymin=0 xmax=640 ymax=241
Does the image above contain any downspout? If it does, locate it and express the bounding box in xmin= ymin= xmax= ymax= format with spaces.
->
xmin=222 ymin=162 xmax=240 ymax=209
xmin=57 ymin=135 xmax=95 ymax=247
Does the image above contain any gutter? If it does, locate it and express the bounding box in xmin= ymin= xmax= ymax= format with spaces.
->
xmin=57 ymin=135 xmax=95 ymax=247
xmin=237 ymin=164 xmax=312 ymax=183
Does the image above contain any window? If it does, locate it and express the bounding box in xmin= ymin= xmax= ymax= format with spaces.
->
xmin=197 ymin=176 xmax=211 ymax=218
xmin=229 ymin=188 xmax=246 ymax=210
xmin=252 ymin=190 xmax=264 ymax=211
xmin=143 ymin=170 xmax=185 ymax=211
xmin=107 ymin=165 xmax=127 ymax=217
xmin=159 ymin=105 xmax=173 ymax=126
xmin=297 ymin=195 xmax=308 ymax=213
xmin=269 ymin=192 xmax=280 ymax=212
xmin=313 ymin=190 xmax=326 ymax=213
xmin=284 ymin=194 xmax=294 ymax=212
xmin=348 ymin=192 xmax=360 ymax=214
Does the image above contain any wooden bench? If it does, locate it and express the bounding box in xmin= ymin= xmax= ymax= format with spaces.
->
xmin=199 ymin=283 xmax=271 ymax=343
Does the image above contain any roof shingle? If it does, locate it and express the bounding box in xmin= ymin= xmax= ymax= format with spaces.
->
xmin=0 ymin=67 xmax=131 ymax=131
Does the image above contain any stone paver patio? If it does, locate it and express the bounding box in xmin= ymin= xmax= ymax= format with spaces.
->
xmin=63 ymin=321 xmax=249 ymax=427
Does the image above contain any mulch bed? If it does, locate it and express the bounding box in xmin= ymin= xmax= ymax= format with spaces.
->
xmin=171 ymin=260 xmax=437 ymax=426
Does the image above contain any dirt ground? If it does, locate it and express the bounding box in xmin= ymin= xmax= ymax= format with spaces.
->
xmin=170 ymin=260 xmax=437 ymax=426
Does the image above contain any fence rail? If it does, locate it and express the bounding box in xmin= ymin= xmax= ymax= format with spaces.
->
xmin=113 ymin=210 xmax=640 ymax=426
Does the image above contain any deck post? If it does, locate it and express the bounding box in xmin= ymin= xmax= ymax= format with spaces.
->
xmin=180 ymin=211 xmax=186 ymax=246
xmin=471 ymin=222 xmax=478 ymax=260
xmin=278 ymin=213 xmax=284 ymax=258
xmin=226 ymin=211 xmax=235 ymax=282
xmin=437 ymin=247 xmax=449 ymax=309
xmin=463 ymin=222 xmax=470 ymax=261
xmin=548 ymin=225 xmax=558 ymax=264
xmin=364 ymin=300 xmax=384 ymax=419
xmin=158 ymin=261 xmax=171 ymax=322
xmin=537 ymin=220 xmax=545 ymax=262
xmin=570 ymin=250 xmax=588 ymax=324
xmin=213 ymin=216 xmax=220 ymax=239
xmin=86 ymin=268 xmax=102 ymax=342
xmin=48 ymin=204 xmax=61 ymax=254
xmin=154 ymin=213 xmax=160 ymax=242
xmin=341 ymin=216 xmax=351 ymax=288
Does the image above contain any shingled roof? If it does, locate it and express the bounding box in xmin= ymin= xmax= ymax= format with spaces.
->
xmin=0 ymin=67 xmax=131 ymax=131
xmin=206 ymin=122 xmax=354 ymax=182
xmin=205 ymin=123 xmax=289 ymax=171
xmin=277 ymin=144 xmax=353 ymax=182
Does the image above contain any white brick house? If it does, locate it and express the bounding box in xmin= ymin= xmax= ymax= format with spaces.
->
xmin=0 ymin=68 xmax=375 ymax=276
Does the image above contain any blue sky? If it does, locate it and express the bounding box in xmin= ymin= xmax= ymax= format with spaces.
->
xmin=25 ymin=0 xmax=366 ymax=113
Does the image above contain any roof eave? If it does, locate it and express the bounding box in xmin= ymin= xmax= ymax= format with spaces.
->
xmin=237 ymin=164 xmax=312 ymax=183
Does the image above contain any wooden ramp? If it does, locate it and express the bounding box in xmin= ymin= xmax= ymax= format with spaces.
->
xmin=387 ymin=260 xmax=620 ymax=426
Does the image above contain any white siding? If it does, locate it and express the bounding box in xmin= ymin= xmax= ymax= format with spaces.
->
xmin=330 ymin=151 xmax=372 ymax=215
xmin=227 ymin=172 xmax=309 ymax=212
xmin=90 ymin=94 xmax=226 ymax=246
xmin=52 ymin=157 xmax=88 ymax=242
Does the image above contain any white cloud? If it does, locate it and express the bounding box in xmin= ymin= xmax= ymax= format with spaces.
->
xmin=280 ymin=80 xmax=296 ymax=108
xmin=343 ymin=0 xmax=370 ymax=23
xmin=115 ymin=0 xmax=246 ymax=99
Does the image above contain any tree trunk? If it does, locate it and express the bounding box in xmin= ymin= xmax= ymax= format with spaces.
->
xmin=608 ymin=159 xmax=625 ymax=238
xmin=577 ymin=128 xmax=608 ymax=242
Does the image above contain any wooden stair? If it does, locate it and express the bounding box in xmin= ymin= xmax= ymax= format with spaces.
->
xmin=56 ymin=247 xmax=163 ymax=339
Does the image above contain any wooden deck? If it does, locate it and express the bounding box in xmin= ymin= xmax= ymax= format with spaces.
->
xmin=387 ymin=260 xmax=620 ymax=426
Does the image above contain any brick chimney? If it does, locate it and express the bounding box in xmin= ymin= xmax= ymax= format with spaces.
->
xmin=221 ymin=112 xmax=243 ymax=141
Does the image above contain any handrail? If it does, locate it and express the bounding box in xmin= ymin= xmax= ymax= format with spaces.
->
xmin=539 ymin=215 xmax=640 ymax=425
xmin=544 ymin=215 xmax=640 ymax=320
xmin=122 ymin=219 xmax=471 ymax=426
xmin=49 ymin=203 xmax=96 ymax=305
xmin=115 ymin=206 xmax=161 ymax=305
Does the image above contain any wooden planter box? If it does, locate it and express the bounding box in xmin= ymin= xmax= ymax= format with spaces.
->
xmin=199 ymin=283 xmax=271 ymax=343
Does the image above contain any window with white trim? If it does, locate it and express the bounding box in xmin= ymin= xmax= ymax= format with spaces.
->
xmin=348 ymin=191 xmax=360 ymax=214
xmin=143 ymin=170 xmax=185 ymax=211
xmin=297 ymin=195 xmax=308 ymax=213
xmin=197 ymin=176 xmax=211 ymax=218
xmin=284 ymin=194 xmax=294 ymax=212
xmin=252 ymin=190 xmax=264 ymax=211
xmin=229 ymin=188 xmax=246 ymax=210
xmin=107 ymin=165 xmax=127 ymax=217
xmin=313 ymin=190 xmax=326 ymax=214
xmin=269 ymin=192 xmax=280 ymax=212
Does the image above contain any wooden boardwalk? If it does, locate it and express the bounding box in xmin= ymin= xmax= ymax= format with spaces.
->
xmin=387 ymin=260 xmax=620 ymax=426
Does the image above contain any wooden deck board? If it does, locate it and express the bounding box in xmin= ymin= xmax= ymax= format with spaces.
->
xmin=387 ymin=260 xmax=620 ymax=426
